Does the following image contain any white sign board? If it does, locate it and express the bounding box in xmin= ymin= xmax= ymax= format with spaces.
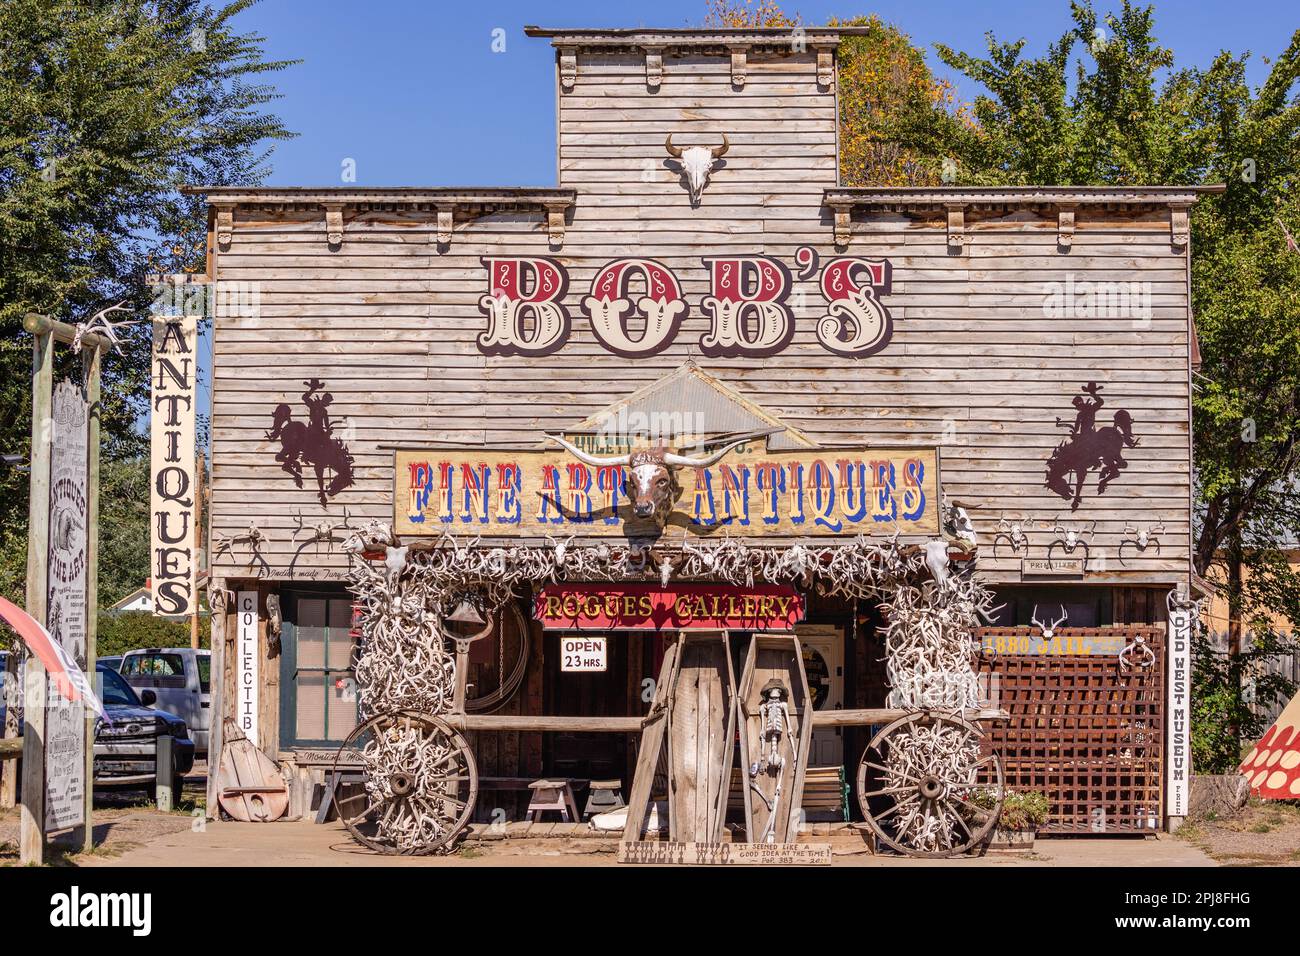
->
xmin=1166 ymin=607 xmax=1192 ymax=818
xmin=150 ymin=314 xmax=197 ymax=617
xmin=560 ymin=636 xmax=607 ymax=672
xmin=45 ymin=380 xmax=88 ymax=831
xmin=236 ymin=591 xmax=259 ymax=742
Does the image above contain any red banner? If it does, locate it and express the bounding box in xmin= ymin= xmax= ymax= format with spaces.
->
xmin=534 ymin=583 xmax=804 ymax=632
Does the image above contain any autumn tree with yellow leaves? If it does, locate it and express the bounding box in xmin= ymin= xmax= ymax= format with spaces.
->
xmin=704 ymin=0 xmax=968 ymax=186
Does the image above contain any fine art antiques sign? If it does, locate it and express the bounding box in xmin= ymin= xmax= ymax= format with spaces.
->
xmin=395 ymin=446 xmax=938 ymax=538
xmin=150 ymin=313 xmax=198 ymax=616
xmin=45 ymin=380 xmax=89 ymax=830
xmin=536 ymin=583 xmax=805 ymax=632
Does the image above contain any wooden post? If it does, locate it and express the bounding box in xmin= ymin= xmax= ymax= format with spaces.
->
xmin=19 ymin=323 xmax=54 ymax=866
xmin=156 ymin=734 xmax=174 ymax=812
xmin=0 ymin=651 xmax=18 ymax=808
xmin=191 ymin=449 xmax=204 ymax=650
xmin=82 ymin=345 xmax=101 ymax=852
xmin=205 ymin=577 xmax=226 ymax=819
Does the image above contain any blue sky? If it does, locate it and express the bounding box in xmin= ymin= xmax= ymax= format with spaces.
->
xmin=235 ymin=0 xmax=1289 ymax=188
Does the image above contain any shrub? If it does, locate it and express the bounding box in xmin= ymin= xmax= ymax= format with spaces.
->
xmin=971 ymin=788 xmax=1051 ymax=831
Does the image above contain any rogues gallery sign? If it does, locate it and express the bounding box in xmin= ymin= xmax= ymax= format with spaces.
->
xmin=477 ymin=247 xmax=893 ymax=358
xmin=394 ymin=446 xmax=938 ymax=537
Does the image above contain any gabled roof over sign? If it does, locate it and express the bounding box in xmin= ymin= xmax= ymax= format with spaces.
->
xmin=563 ymin=362 xmax=813 ymax=453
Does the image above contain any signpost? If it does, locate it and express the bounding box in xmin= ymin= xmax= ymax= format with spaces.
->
xmin=1166 ymin=605 xmax=1193 ymax=822
xmin=44 ymin=380 xmax=90 ymax=832
xmin=150 ymin=314 xmax=198 ymax=618
xmin=19 ymin=313 xmax=109 ymax=864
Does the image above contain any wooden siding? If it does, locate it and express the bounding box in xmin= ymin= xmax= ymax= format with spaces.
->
xmin=208 ymin=47 xmax=1192 ymax=588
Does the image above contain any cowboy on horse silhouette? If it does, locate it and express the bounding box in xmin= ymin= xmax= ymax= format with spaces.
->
xmin=266 ymin=379 xmax=355 ymax=506
xmin=1044 ymin=382 xmax=1139 ymax=510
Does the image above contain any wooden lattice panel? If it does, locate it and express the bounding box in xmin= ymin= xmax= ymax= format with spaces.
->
xmin=974 ymin=626 xmax=1164 ymax=834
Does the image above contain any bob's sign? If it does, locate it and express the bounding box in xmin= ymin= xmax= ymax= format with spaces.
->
xmin=478 ymin=247 xmax=893 ymax=359
xmin=393 ymin=446 xmax=938 ymax=537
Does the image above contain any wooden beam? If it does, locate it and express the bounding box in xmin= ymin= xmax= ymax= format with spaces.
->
xmin=810 ymin=707 xmax=1010 ymax=728
xmin=0 ymin=653 xmax=18 ymax=805
xmin=558 ymin=46 xmax=577 ymax=92
xmin=22 ymin=313 xmax=111 ymax=352
xmin=643 ymin=45 xmax=664 ymax=90
xmin=82 ymin=345 xmax=101 ymax=852
xmin=444 ymin=714 xmax=644 ymax=733
xmin=19 ymin=324 xmax=54 ymax=865
xmin=1057 ymin=204 xmax=1077 ymax=251
xmin=205 ymin=579 xmax=228 ymax=819
xmin=728 ymin=46 xmax=747 ymax=88
xmin=622 ymin=640 xmax=679 ymax=843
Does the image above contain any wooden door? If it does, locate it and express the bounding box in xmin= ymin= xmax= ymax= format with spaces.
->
xmin=543 ymin=631 xmax=628 ymax=783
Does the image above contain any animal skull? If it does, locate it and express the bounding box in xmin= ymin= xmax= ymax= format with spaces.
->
xmin=665 ymin=134 xmax=729 ymax=205
xmin=548 ymin=433 xmax=749 ymax=527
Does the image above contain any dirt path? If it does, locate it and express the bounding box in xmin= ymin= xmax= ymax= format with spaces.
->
xmin=70 ymin=818 xmax=1216 ymax=867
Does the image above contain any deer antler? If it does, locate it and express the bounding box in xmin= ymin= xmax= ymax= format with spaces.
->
xmin=74 ymin=301 xmax=137 ymax=353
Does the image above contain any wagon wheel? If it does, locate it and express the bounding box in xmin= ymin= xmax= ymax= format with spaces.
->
xmin=856 ymin=711 xmax=1004 ymax=858
xmin=331 ymin=710 xmax=478 ymax=855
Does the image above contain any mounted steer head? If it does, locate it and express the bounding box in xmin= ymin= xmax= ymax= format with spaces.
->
xmin=547 ymin=434 xmax=749 ymax=527
xmin=665 ymin=134 xmax=729 ymax=206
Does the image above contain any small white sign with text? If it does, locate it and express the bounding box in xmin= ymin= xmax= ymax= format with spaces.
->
xmin=560 ymin=636 xmax=607 ymax=672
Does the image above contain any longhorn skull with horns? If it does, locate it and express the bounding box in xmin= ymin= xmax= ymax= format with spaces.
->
xmin=665 ymin=134 xmax=729 ymax=205
xmin=547 ymin=434 xmax=751 ymax=527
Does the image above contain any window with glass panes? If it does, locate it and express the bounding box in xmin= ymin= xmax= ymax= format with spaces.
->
xmin=280 ymin=591 xmax=359 ymax=746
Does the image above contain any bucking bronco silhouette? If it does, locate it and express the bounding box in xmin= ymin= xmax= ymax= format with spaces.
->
xmin=1044 ymin=382 xmax=1139 ymax=510
xmin=266 ymin=379 xmax=355 ymax=506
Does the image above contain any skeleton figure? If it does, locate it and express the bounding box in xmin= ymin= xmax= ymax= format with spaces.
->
xmin=748 ymin=678 xmax=798 ymax=844
xmin=664 ymin=133 xmax=729 ymax=205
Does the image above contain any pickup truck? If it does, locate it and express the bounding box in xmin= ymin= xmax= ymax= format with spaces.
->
xmin=119 ymin=648 xmax=211 ymax=755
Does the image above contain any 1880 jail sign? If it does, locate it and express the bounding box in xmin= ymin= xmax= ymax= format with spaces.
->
xmin=394 ymin=446 xmax=938 ymax=537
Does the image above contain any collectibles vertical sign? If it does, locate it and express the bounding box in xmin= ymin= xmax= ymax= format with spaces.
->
xmin=150 ymin=315 xmax=197 ymax=616
xmin=236 ymin=591 xmax=259 ymax=742
xmin=1166 ymin=607 xmax=1192 ymax=818
xmin=45 ymin=380 xmax=89 ymax=830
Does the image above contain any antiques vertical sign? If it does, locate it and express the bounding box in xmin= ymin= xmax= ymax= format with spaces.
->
xmin=150 ymin=315 xmax=197 ymax=616
xmin=236 ymin=591 xmax=259 ymax=742
xmin=1166 ymin=607 xmax=1192 ymax=818
xmin=45 ymin=380 xmax=89 ymax=830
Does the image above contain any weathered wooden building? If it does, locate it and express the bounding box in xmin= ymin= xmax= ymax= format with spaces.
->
xmin=196 ymin=26 xmax=1212 ymax=846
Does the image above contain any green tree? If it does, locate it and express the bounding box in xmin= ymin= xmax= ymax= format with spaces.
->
xmin=0 ymin=0 xmax=294 ymax=614
xmin=922 ymin=1 xmax=1300 ymax=770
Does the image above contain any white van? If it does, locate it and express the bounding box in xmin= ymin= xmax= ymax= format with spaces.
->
xmin=119 ymin=648 xmax=212 ymax=755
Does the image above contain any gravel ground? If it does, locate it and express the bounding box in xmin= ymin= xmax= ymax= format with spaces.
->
xmin=1176 ymin=799 xmax=1300 ymax=865
xmin=0 ymin=766 xmax=205 ymax=866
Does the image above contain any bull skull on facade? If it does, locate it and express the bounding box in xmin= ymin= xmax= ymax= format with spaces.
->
xmin=547 ymin=434 xmax=750 ymax=527
xmin=665 ymin=134 xmax=729 ymax=205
